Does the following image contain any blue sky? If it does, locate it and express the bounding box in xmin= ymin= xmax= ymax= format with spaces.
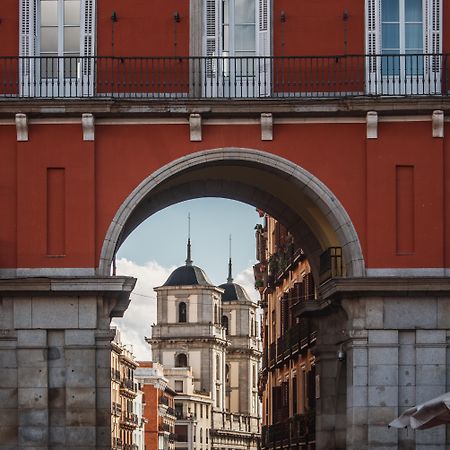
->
xmin=113 ymin=198 xmax=263 ymax=358
xmin=117 ymin=197 xmax=263 ymax=286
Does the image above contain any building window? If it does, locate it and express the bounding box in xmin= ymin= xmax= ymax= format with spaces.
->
xmin=175 ymin=380 xmax=184 ymax=393
xmin=178 ymin=302 xmax=187 ymax=323
xmin=19 ymin=0 xmax=95 ymax=96
xmin=175 ymin=353 xmax=188 ymax=367
xmin=221 ymin=315 xmax=229 ymax=333
xmin=216 ymin=354 xmax=221 ymax=380
xmin=381 ymin=0 xmax=423 ymax=75
xmin=366 ymin=0 xmax=442 ymax=93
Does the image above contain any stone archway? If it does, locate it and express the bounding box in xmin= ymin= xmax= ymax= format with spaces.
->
xmin=98 ymin=148 xmax=365 ymax=280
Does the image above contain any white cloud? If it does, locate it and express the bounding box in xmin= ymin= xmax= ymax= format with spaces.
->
xmin=111 ymin=258 xmax=175 ymax=360
xmin=234 ymin=266 xmax=260 ymax=303
xmin=112 ymin=258 xmax=260 ymax=360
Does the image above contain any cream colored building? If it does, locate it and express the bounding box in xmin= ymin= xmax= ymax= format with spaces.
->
xmin=111 ymin=328 xmax=141 ymax=450
xmin=149 ymin=241 xmax=261 ymax=450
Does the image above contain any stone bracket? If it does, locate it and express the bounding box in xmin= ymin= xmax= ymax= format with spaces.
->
xmin=366 ymin=111 xmax=378 ymax=139
xmin=15 ymin=113 xmax=28 ymax=141
xmin=82 ymin=113 xmax=95 ymax=141
xmin=432 ymin=110 xmax=444 ymax=138
xmin=261 ymin=113 xmax=273 ymax=141
xmin=190 ymin=113 xmax=202 ymax=141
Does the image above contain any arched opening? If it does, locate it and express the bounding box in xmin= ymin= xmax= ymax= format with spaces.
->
xmin=99 ymin=148 xmax=365 ymax=283
xmin=175 ymin=353 xmax=188 ymax=368
xmin=103 ymin=148 xmax=365 ymax=449
xmin=222 ymin=315 xmax=229 ymax=334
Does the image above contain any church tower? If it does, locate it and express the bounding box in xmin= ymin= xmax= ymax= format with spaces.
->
xmin=219 ymin=256 xmax=262 ymax=432
xmin=150 ymin=238 xmax=228 ymax=447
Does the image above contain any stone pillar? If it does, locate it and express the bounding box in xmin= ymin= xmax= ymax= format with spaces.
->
xmin=0 ymin=277 xmax=135 ymax=450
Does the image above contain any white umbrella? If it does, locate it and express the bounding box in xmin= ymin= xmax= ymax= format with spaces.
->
xmin=389 ymin=392 xmax=450 ymax=430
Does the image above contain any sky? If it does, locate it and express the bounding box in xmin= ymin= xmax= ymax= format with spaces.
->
xmin=111 ymin=198 xmax=263 ymax=360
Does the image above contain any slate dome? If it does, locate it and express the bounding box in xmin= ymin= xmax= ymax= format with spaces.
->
xmin=163 ymin=264 xmax=213 ymax=287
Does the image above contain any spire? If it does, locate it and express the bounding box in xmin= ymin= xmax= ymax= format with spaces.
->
xmin=185 ymin=213 xmax=193 ymax=266
xmin=227 ymin=234 xmax=233 ymax=283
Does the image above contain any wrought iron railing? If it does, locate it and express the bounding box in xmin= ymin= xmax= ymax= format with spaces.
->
xmin=0 ymin=54 xmax=448 ymax=99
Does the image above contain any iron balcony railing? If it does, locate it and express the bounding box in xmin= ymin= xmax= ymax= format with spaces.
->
xmin=0 ymin=54 xmax=448 ymax=100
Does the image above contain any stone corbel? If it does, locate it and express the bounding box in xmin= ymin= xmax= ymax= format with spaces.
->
xmin=432 ymin=110 xmax=444 ymax=138
xmin=366 ymin=111 xmax=378 ymax=139
xmin=15 ymin=113 xmax=28 ymax=141
xmin=190 ymin=113 xmax=202 ymax=142
xmin=82 ymin=113 xmax=95 ymax=141
xmin=261 ymin=113 xmax=273 ymax=141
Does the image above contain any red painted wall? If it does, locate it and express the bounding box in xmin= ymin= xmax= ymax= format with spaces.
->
xmin=97 ymin=0 xmax=189 ymax=56
xmin=273 ymin=0 xmax=365 ymax=57
xmin=0 ymin=0 xmax=19 ymax=56
xmin=1 ymin=120 xmax=448 ymax=271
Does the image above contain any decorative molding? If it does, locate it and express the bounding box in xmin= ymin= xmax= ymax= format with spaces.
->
xmin=189 ymin=113 xmax=202 ymax=141
xmin=82 ymin=113 xmax=95 ymax=141
xmin=432 ymin=110 xmax=444 ymax=138
xmin=15 ymin=113 xmax=28 ymax=141
xmin=261 ymin=113 xmax=273 ymax=141
xmin=366 ymin=111 xmax=378 ymax=139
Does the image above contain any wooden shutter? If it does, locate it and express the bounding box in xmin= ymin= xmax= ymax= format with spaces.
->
xmin=424 ymin=0 xmax=442 ymax=72
xmin=366 ymin=0 xmax=380 ymax=93
xmin=257 ymin=0 xmax=271 ymax=96
xmin=81 ymin=0 xmax=95 ymax=93
xmin=205 ymin=0 xmax=218 ymax=78
xmin=19 ymin=0 xmax=36 ymax=57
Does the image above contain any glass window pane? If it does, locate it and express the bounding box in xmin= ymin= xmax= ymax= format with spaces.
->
xmin=40 ymin=27 xmax=58 ymax=52
xmin=235 ymin=0 xmax=255 ymax=24
xmin=405 ymin=51 xmax=424 ymax=75
xmin=382 ymin=23 xmax=400 ymax=49
xmin=64 ymin=27 xmax=80 ymax=52
xmin=41 ymin=0 xmax=58 ymax=26
xmin=235 ymin=25 xmax=255 ymax=51
xmin=381 ymin=50 xmax=400 ymax=76
xmin=64 ymin=54 xmax=79 ymax=78
xmin=64 ymin=0 xmax=81 ymax=26
xmin=405 ymin=23 xmax=423 ymax=50
xmin=40 ymin=55 xmax=58 ymax=78
xmin=381 ymin=0 xmax=399 ymax=22
xmin=405 ymin=0 xmax=422 ymax=22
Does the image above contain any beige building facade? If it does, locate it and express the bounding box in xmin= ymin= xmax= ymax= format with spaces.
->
xmin=149 ymin=242 xmax=261 ymax=450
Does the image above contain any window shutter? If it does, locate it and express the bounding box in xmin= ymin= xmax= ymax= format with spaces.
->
xmin=19 ymin=0 xmax=36 ymax=57
xmin=80 ymin=0 xmax=95 ymax=93
xmin=366 ymin=0 xmax=380 ymax=69
xmin=257 ymin=0 xmax=270 ymax=56
xmin=205 ymin=0 xmax=218 ymax=78
xmin=81 ymin=0 xmax=95 ymax=59
xmin=257 ymin=0 xmax=271 ymax=96
xmin=424 ymin=0 xmax=441 ymax=72
xmin=366 ymin=0 xmax=380 ymax=93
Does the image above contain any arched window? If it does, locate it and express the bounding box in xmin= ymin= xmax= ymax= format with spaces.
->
xmin=175 ymin=353 xmax=188 ymax=367
xmin=221 ymin=315 xmax=229 ymax=334
xmin=178 ymin=302 xmax=187 ymax=323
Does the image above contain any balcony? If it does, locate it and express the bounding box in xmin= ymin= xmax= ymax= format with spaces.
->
xmin=120 ymin=378 xmax=138 ymax=398
xmin=112 ymin=401 xmax=122 ymax=417
xmin=120 ymin=412 xmax=139 ymax=429
xmin=262 ymin=412 xmax=315 ymax=448
xmin=0 ymin=54 xmax=448 ymax=101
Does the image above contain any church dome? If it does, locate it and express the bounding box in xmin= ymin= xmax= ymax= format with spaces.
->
xmin=219 ymin=257 xmax=253 ymax=302
xmin=162 ymin=238 xmax=213 ymax=287
xmin=163 ymin=264 xmax=213 ymax=287
xmin=219 ymin=281 xmax=252 ymax=302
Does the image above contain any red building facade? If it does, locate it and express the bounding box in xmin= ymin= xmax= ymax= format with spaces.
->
xmin=0 ymin=1 xmax=449 ymax=449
